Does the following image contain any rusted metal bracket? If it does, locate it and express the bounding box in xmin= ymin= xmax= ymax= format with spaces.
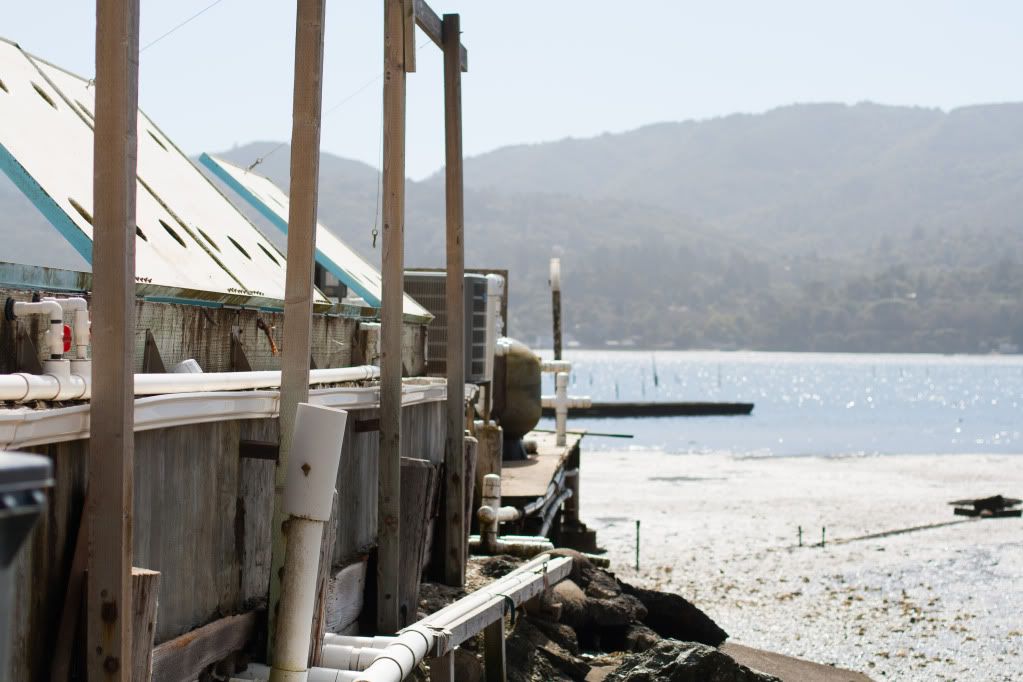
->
xmin=230 ymin=326 xmax=252 ymax=372
xmin=142 ymin=329 xmax=167 ymax=373
xmin=239 ymin=440 xmax=279 ymax=462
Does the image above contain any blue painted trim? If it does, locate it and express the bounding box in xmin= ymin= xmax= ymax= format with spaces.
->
xmin=0 ymin=142 xmax=94 ymax=264
xmin=143 ymin=296 xmax=224 ymax=309
xmin=200 ymin=153 xmax=383 ymax=308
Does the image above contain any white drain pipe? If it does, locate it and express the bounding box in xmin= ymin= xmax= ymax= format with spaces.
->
xmin=270 ymin=403 xmax=349 ymax=682
xmin=42 ymin=297 xmax=90 ymax=359
xmin=0 ymin=365 xmax=379 ymax=403
xmin=477 ymin=474 xmax=523 ymax=553
xmin=320 ymin=645 xmax=386 ymax=670
xmin=232 ymin=663 xmax=361 ymax=682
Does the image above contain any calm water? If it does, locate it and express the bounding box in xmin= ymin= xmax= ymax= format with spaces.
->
xmin=537 ymin=350 xmax=1023 ymax=456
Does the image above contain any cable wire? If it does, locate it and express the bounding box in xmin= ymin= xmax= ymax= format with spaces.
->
xmin=140 ymin=0 xmax=228 ymax=53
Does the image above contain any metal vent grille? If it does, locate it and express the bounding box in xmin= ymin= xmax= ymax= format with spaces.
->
xmin=404 ymin=271 xmax=489 ymax=383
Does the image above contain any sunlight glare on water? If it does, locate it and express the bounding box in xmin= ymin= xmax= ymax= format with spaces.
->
xmin=538 ymin=350 xmax=1023 ymax=456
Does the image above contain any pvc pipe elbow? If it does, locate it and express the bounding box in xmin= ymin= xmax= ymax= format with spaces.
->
xmin=478 ymin=505 xmax=497 ymax=525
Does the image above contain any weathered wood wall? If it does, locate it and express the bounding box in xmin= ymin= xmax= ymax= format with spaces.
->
xmin=0 ymin=288 xmax=428 ymax=375
xmin=5 ymin=399 xmax=445 ymax=681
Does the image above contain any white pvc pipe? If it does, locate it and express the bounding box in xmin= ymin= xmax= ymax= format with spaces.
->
xmin=482 ymin=274 xmax=505 ymax=384
xmin=549 ymin=258 xmax=561 ymax=292
xmin=0 ymin=365 xmax=379 ymax=403
xmin=271 ymin=403 xmax=349 ymax=682
xmin=232 ymin=663 xmax=361 ymax=682
xmin=354 ymin=553 xmax=569 ymax=682
xmin=320 ymin=645 xmax=386 ymax=671
xmin=323 ymin=635 xmax=397 ymax=649
xmin=541 ymin=371 xmax=591 ymax=446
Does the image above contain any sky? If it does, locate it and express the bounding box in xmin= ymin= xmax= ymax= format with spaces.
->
xmin=6 ymin=1 xmax=1023 ymax=179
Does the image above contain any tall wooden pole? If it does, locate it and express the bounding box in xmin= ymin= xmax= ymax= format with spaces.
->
xmin=441 ymin=13 xmax=467 ymax=587
xmin=551 ymin=258 xmax=562 ymax=360
xmin=89 ymin=0 xmax=140 ymax=678
xmin=268 ymin=0 xmax=327 ymax=657
xmin=378 ymin=0 xmax=410 ymax=633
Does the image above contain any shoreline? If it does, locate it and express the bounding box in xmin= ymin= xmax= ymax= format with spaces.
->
xmin=580 ymin=450 xmax=1023 ymax=681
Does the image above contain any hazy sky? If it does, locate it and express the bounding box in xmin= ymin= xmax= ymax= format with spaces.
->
xmin=6 ymin=1 xmax=1023 ymax=178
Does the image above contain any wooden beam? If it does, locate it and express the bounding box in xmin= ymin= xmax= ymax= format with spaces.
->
xmin=403 ymin=0 xmax=417 ymax=73
xmin=428 ymin=652 xmax=455 ymax=681
xmin=268 ymin=0 xmax=328 ymax=656
xmin=130 ymin=568 xmax=160 ymax=682
xmin=89 ymin=0 xmax=140 ymax=678
xmin=483 ymin=617 xmax=507 ymax=682
xmin=378 ymin=0 xmax=409 ymax=634
xmin=151 ymin=612 xmax=258 ymax=682
xmin=414 ymin=0 xmax=468 ymax=71
xmin=441 ymin=12 xmax=467 ymax=588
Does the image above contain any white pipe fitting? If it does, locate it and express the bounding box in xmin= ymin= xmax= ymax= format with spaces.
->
xmin=43 ymin=297 xmax=90 ymax=360
xmin=10 ymin=300 xmax=65 ymax=358
xmin=541 ymin=372 xmax=591 ymax=446
xmin=540 ymin=360 xmax=571 ymax=374
xmin=323 ymin=635 xmax=397 ymax=649
xmin=320 ymin=645 xmax=385 ymax=671
xmin=271 ymin=404 xmax=349 ymax=682
xmin=549 ymin=258 xmax=561 ymax=292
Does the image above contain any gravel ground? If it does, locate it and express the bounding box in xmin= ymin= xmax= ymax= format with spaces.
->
xmin=580 ymin=451 xmax=1023 ymax=681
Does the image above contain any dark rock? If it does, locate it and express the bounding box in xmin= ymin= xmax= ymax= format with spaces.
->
xmin=548 ymin=548 xmax=593 ymax=584
xmin=553 ymin=579 xmax=588 ymax=629
xmin=477 ymin=554 xmax=524 ymax=580
xmin=587 ymin=593 xmax=647 ymax=628
xmin=622 ymin=624 xmax=660 ymax=653
xmin=620 ymin=581 xmax=727 ymax=646
xmin=582 ymin=564 xmax=623 ymax=598
xmin=529 ymin=617 xmax=582 ymax=655
xmin=605 ymin=640 xmax=780 ymax=682
xmin=506 ymin=617 xmax=591 ymax=682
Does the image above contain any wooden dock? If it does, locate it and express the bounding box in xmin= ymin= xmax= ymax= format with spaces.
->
xmin=501 ymin=431 xmax=582 ymax=502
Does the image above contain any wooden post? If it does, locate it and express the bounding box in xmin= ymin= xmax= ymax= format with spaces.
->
xmin=428 ymin=652 xmax=455 ymax=682
xmin=441 ymin=12 xmax=467 ymax=588
xmin=130 ymin=568 xmax=160 ymax=682
xmin=378 ymin=0 xmax=411 ymax=634
xmin=268 ymin=0 xmax=327 ymax=656
xmin=550 ymin=258 xmax=562 ymax=360
xmin=483 ymin=617 xmax=507 ymax=682
xmin=89 ymin=0 xmax=140 ymax=678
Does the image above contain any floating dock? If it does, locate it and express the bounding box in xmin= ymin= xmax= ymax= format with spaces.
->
xmin=543 ymin=401 xmax=754 ymax=418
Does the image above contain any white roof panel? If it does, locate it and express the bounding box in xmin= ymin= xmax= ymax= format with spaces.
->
xmin=201 ymin=154 xmax=431 ymax=319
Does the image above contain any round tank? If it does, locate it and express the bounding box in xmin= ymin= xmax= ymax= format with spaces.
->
xmin=495 ymin=338 xmax=542 ymax=439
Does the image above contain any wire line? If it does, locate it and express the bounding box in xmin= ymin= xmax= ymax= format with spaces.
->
xmin=141 ymin=0 xmax=228 ymax=53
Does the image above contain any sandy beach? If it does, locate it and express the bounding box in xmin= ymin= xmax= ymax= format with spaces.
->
xmin=580 ymin=450 xmax=1023 ymax=681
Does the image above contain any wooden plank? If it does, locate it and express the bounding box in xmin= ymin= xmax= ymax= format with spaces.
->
xmin=88 ymin=0 xmax=140 ymax=678
xmin=441 ymin=11 xmax=467 ymax=589
xmin=130 ymin=568 xmax=160 ymax=682
xmin=325 ymin=559 xmax=368 ymax=633
xmin=483 ymin=617 xmax=507 ymax=682
xmin=472 ymin=423 xmax=503 ymax=515
xmin=378 ymin=0 xmax=408 ymax=635
xmin=501 ymin=432 xmax=581 ymax=500
xmin=414 ymin=0 xmax=469 ymax=71
xmin=403 ymin=0 xmax=417 ymax=73
xmin=309 ymin=491 xmax=339 ymax=666
xmin=269 ymin=0 xmax=328 ymax=656
xmin=150 ymin=612 xmax=258 ymax=682
xmin=399 ymin=458 xmax=440 ymax=626
xmin=49 ymin=494 xmax=89 ymax=682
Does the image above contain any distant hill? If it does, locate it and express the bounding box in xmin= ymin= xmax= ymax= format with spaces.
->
xmin=3 ymin=103 xmax=1022 ymax=352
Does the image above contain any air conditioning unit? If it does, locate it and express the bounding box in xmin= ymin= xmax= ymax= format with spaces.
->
xmin=404 ymin=271 xmax=502 ymax=384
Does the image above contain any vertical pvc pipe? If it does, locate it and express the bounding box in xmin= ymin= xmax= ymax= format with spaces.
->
xmin=270 ymin=403 xmax=348 ymax=682
xmin=555 ymin=372 xmax=569 ymax=446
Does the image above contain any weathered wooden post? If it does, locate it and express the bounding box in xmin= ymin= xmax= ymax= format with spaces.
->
xmin=550 ymin=257 xmax=562 ymax=360
xmin=89 ymin=0 xmax=140 ymax=677
xmin=269 ymin=0 xmax=327 ymax=657
xmin=442 ymin=11 xmax=467 ymax=588
xmin=378 ymin=0 xmax=414 ymax=633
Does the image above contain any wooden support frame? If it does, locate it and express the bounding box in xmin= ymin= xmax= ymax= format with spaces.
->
xmin=483 ymin=617 xmax=507 ymax=682
xmin=88 ymin=0 xmax=140 ymax=678
xmin=441 ymin=11 xmax=467 ymax=587
xmin=268 ymin=0 xmax=328 ymax=658
xmin=414 ymin=0 xmax=468 ymax=70
xmin=378 ymin=0 xmax=409 ymax=634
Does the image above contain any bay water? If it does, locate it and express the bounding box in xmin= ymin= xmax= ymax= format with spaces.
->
xmin=538 ymin=350 xmax=1023 ymax=456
